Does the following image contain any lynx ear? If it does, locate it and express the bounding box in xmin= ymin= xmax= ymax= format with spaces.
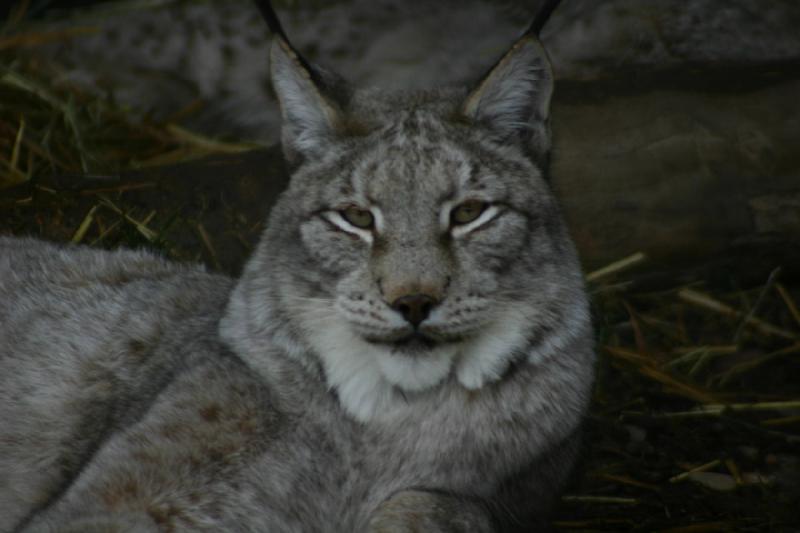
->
xmin=462 ymin=36 xmax=554 ymax=160
xmin=270 ymin=36 xmax=344 ymax=164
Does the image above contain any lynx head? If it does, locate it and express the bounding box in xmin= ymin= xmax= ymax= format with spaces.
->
xmin=222 ymin=18 xmax=590 ymax=422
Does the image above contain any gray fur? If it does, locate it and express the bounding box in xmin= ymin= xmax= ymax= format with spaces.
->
xmin=0 ymin=19 xmax=594 ymax=533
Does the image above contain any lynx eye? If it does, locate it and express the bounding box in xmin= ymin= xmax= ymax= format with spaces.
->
xmin=450 ymin=200 xmax=487 ymax=225
xmin=340 ymin=206 xmax=375 ymax=229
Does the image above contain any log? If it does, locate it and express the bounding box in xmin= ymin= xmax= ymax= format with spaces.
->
xmin=2 ymin=66 xmax=799 ymax=281
xmin=552 ymin=64 xmax=800 ymax=280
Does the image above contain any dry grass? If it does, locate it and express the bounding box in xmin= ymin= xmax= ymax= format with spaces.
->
xmin=0 ymin=12 xmax=258 ymax=191
xmin=558 ymin=257 xmax=800 ymax=532
xmin=1 ymin=5 xmax=268 ymax=262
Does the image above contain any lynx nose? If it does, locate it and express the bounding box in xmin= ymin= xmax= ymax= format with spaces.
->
xmin=392 ymin=294 xmax=438 ymax=327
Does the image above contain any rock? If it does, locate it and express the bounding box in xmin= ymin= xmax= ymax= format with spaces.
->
xmin=15 ymin=0 xmax=800 ymax=139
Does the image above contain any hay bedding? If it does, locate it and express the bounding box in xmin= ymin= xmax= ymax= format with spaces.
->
xmin=1 ymin=4 xmax=799 ymax=532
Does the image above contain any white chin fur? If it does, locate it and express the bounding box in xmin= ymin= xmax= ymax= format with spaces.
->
xmin=376 ymin=344 xmax=457 ymax=392
xmin=296 ymin=300 xmax=588 ymax=423
xmin=300 ymin=309 xmax=457 ymax=422
xmin=454 ymin=307 xmax=530 ymax=390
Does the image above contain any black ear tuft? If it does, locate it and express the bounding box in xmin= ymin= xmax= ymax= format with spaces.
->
xmin=256 ymin=0 xmax=346 ymax=164
xmin=270 ymin=37 xmax=345 ymax=164
xmin=461 ymin=0 xmax=561 ymax=164
xmin=525 ymin=0 xmax=563 ymax=37
xmin=252 ymin=0 xmax=288 ymax=39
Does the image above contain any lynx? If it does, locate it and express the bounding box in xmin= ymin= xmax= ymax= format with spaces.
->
xmin=0 ymin=2 xmax=594 ymax=531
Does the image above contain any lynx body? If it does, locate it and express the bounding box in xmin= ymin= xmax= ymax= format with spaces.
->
xmin=0 ymin=6 xmax=594 ymax=531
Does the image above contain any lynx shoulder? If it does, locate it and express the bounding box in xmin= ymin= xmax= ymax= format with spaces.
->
xmin=0 ymin=2 xmax=594 ymax=531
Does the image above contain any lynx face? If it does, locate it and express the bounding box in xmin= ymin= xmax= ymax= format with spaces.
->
xmin=223 ymin=34 xmax=589 ymax=422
